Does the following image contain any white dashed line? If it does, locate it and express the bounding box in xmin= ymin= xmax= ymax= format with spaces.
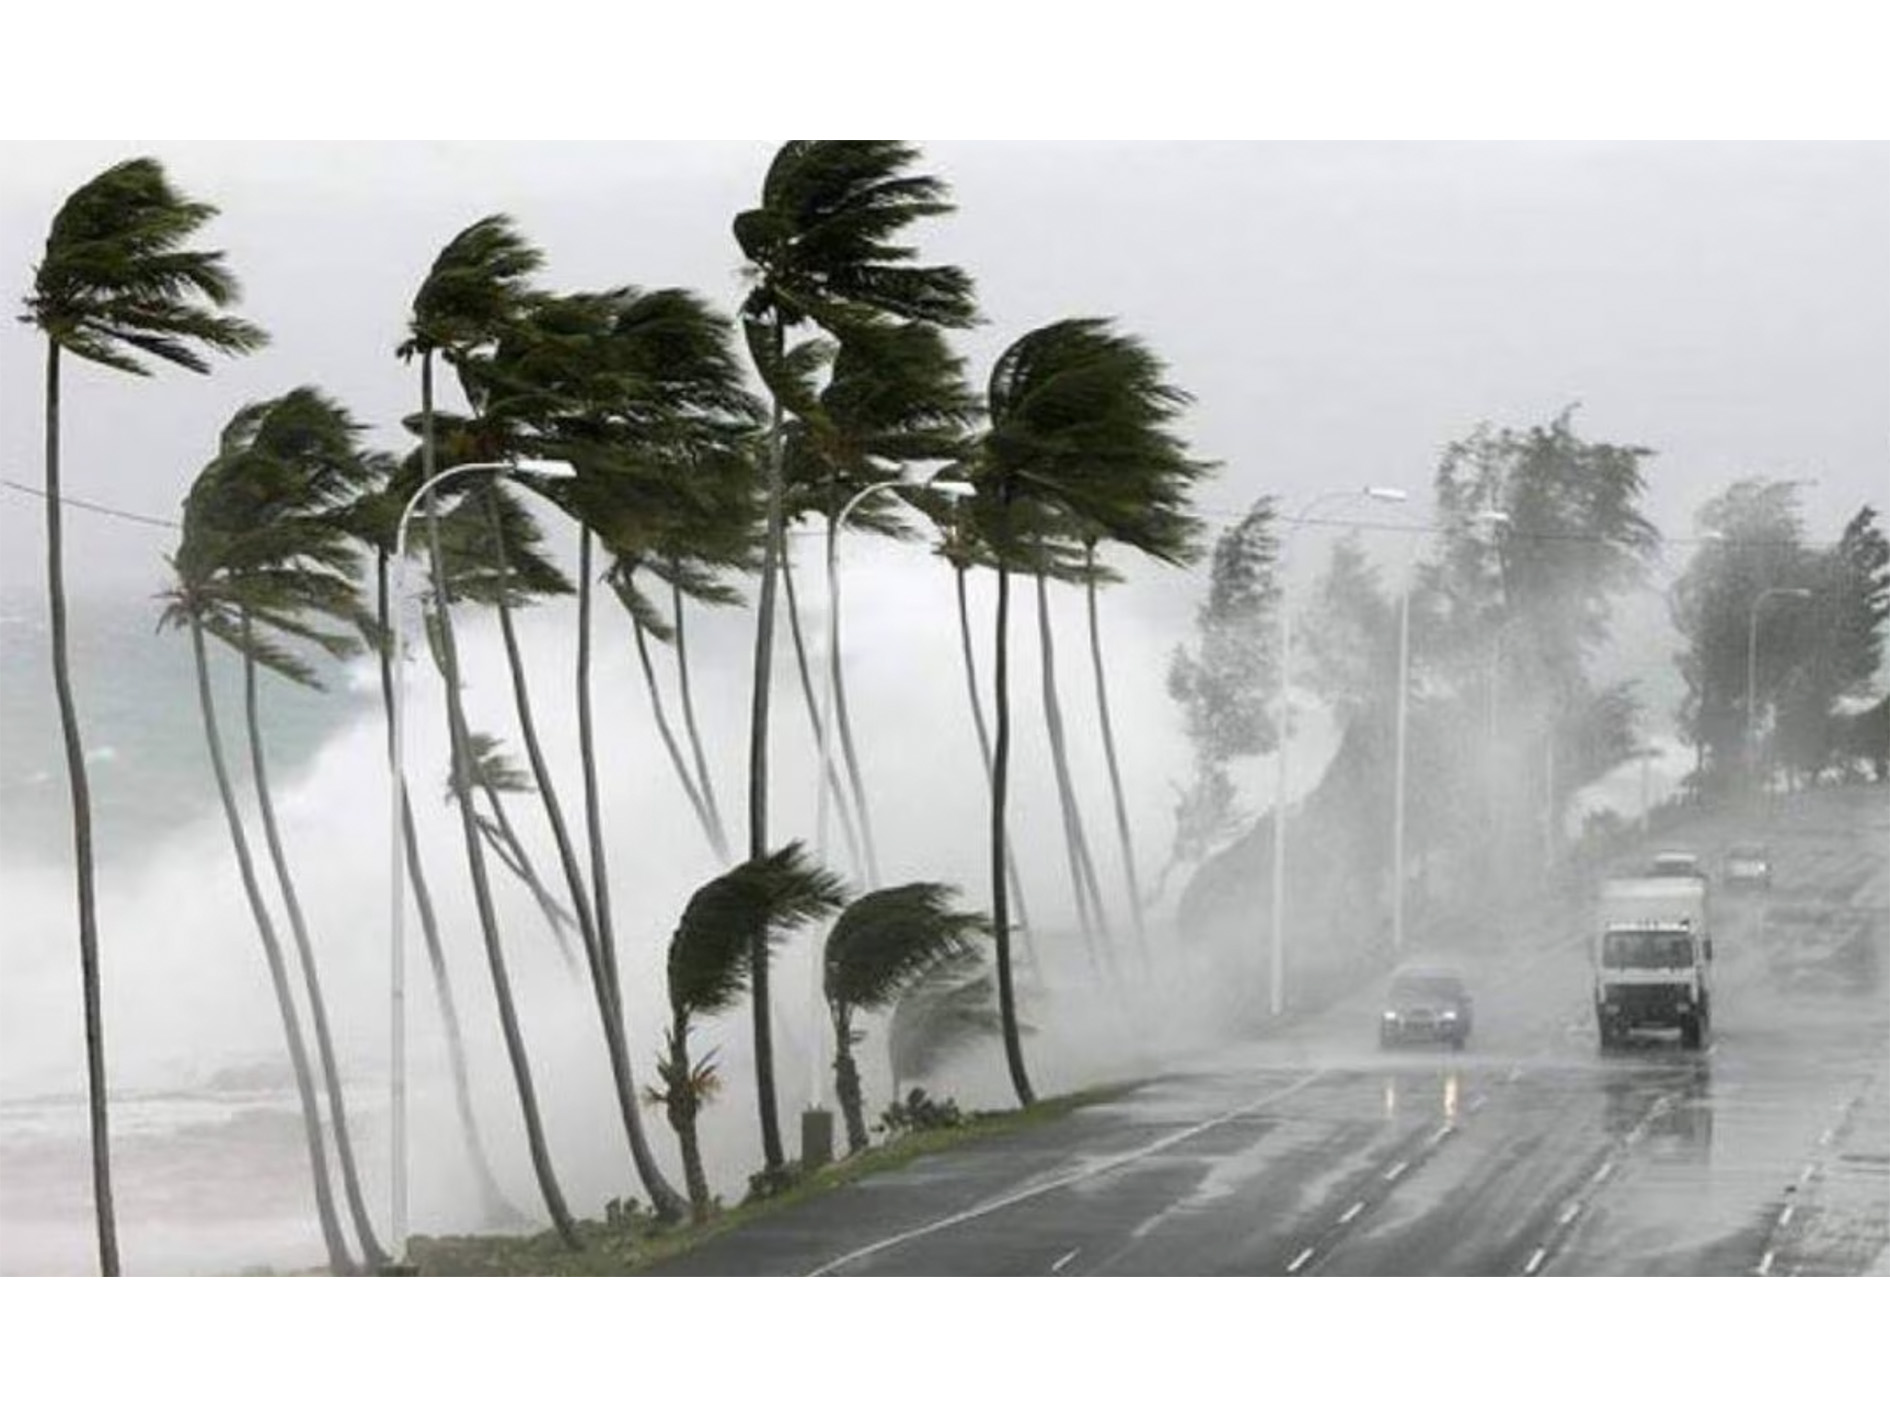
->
xmin=1430 ymin=1123 xmax=1454 ymax=1145
xmin=1758 ymin=1250 xmax=1775 ymax=1276
xmin=1384 ymin=1161 xmax=1409 ymax=1181
xmin=1287 ymin=1247 xmax=1316 ymax=1274
xmin=1469 ymin=1095 xmax=1488 ymax=1113
xmin=1799 ymin=1164 xmax=1817 ymax=1186
xmin=1524 ymin=1248 xmax=1547 ymax=1275
xmin=1593 ymin=1161 xmax=1614 ymax=1183
xmin=1558 ymin=1202 xmax=1582 ymax=1227
xmin=1820 ymin=1129 xmax=1837 ymax=1147
xmin=1051 ymin=1249 xmax=1079 ymax=1274
xmin=1339 ymin=1202 xmax=1364 ymax=1225
xmin=1778 ymin=1205 xmax=1796 ymax=1229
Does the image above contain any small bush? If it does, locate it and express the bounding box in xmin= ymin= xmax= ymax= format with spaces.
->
xmin=875 ymin=1088 xmax=966 ymax=1138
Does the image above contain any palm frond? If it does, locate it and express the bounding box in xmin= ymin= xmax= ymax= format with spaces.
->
xmin=824 ymin=882 xmax=990 ymax=1013
xmin=666 ymin=842 xmax=847 ymax=1020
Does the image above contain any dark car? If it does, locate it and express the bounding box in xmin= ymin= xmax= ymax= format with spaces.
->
xmin=1723 ymin=843 xmax=1771 ymax=892
xmin=1380 ymin=965 xmax=1473 ymax=1050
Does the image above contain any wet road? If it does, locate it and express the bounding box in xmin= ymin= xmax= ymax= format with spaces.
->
xmin=656 ymin=787 xmax=1888 ymax=1276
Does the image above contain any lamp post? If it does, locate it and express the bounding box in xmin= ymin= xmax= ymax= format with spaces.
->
xmin=1745 ymin=586 xmax=1812 ymax=795
xmin=1268 ymin=485 xmax=1407 ymax=1017
xmin=802 ymin=474 xmax=975 ymax=1164
xmin=388 ymin=456 xmax=575 ymax=1258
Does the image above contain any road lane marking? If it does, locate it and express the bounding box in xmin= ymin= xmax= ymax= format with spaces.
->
xmin=1288 ymin=1247 xmax=1316 ymax=1274
xmin=806 ymin=1070 xmax=1331 ymax=1276
xmin=1429 ymin=1123 xmax=1454 ymax=1145
xmin=1339 ymin=1202 xmax=1364 ymax=1225
xmin=1820 ymin=1129 xmax=1836 ymax=1147
xmin=1384 ymin=1161 xmax=1409 ymax=1181
xmin=1778 ymin=1204 xmax=1795 ymax=1228
xmin=1051 ymin=1249 xmax=1079 ymax=1273
xmin=1758 ymin=1250 xmax=1775 ymax=1276
xmin=1524 ymin=1248 xmax=1547 ymax=1275
xmin=1593 ymin=1161 xmax=1614 ymax=1183
xmin=1469 ymin=1095 xmax=1488 ymax=1113
xmin=1799 ymin=1164 xmax=1816 ymax=1186
xmin=1558 ymin=1202 xmax=1582 ymax=1227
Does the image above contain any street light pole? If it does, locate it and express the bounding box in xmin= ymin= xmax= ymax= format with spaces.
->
xmin=1745 ymin=586 xmax=1812 ymax=796
xmin=1391 ymin=581 xmax=1411 ymax=958
xmin=1268 ymin=485 xmax=1406 ymax=1017
xmin=803 ymin=474 xmax=974 ymax=1161
xmin=388 ymin=456 xmax=574 ymax=1259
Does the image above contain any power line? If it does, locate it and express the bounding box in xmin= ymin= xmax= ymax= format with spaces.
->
xmin=2 ymin=479 xmax=180 ymax=530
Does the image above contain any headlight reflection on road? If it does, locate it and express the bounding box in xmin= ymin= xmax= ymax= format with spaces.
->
xmin=1444 ymin=1072 xmax=1460 ymax=1123
xmin=1383 ymin=1078 xmax=1398 ymax=1119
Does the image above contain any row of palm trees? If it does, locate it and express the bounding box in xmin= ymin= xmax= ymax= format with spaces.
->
xmin=27 ymin=142 xmax=1211 ymax=1273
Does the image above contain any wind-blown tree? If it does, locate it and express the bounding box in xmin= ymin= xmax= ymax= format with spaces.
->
xmin=960 ymin=318 xmax=1210 ymax=1106
xmin=161 ymin=408 xmax=374 ymax=1275
xmin=1163 ymin=497 xmax=1281 ymax=899
xmin=651 ymin=844 xmax=846 ymax=1221
xmin=23 ymin=155 xmax=267 ymax=1275
xmin=1777 ymin=506 xmax=1890 ymax=785
xmin=822 ymin=883 xmax=990 ymax=1152
xmin=733 ymin=139 xmax=978 ymax=1176
xmin=400 ymin=215 xmax=581 ymax=1248
xmin=887 ymin=955 xmax=1007 ymax=1098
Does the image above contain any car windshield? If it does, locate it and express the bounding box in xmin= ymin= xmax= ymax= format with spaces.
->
xmin=1390 ymin=975 xmax=1463 ymax=1003
xmin=1602 ymin=930 xmax=1695 ymax=969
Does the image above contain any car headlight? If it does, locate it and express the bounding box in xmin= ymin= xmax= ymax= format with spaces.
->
xmin=1382 ymin=1011 xmax=1399 ymax=1022
xmin=1441 ymin=1011 xmax=1458 ymax=1022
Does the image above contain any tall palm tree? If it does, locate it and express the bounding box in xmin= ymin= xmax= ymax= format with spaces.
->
xmin=22 ymin=155 xmax=266 ymax=1275
xmin=651 ymin=844 xmax=845 ymax=1220
xmin=162 ymin=415 xmax=369 ymax=1275
xmin=212 ymin=390 xmax=392 ymax=1270
xmin=963 ymin=319 xmax=1210 ymax=1106
xmin=733 ymin=140 xmax=978 ymax=1176
xmin=401 ymin=215 xmax=581 ymax=1248
xmin=822 ymin=883 xmax=989 ymax=1152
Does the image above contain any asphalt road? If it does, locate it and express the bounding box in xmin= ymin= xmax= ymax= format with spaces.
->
xmin=654 ymin=786 xmax=1889 ymax=1276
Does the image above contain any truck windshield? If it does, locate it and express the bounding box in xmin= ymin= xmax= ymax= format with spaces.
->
xmin=1602 ymin=931 xmax=1695 ymax=968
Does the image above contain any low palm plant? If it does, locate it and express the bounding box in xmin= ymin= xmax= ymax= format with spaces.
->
xmin=650 ymin=844 xmax=845 ymax=1221
xmin=822 ymin=884 xmax=990 ymax=1152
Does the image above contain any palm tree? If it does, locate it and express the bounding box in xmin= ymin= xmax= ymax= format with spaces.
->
xmin=651 ymin=844 xmax=845 ymax=1220
xmin=888 ymin=955 xmax=1007 ymax=1098
xmin=22 ymin=155 xmax=266 ymax=1275
xmin=733 ymin=140 xmax=978 ymax=1177
xmin=210 ymin=390 xmax=392 ymax=1270
xmin=822 ymin=883 xmax=989 ymax=1152
xmin=162 ymin=416 xmax=366 ymax=1275
xmin=963 ymin=319 xmax=1210 ymax=1106
xmin=401 ymin=215 xmax=581 ymax=1248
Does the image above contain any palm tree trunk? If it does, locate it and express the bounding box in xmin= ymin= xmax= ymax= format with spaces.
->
xmin=575 ymin=529 xmax=688 ymax=1222
xmin=189 ymin=617 xmax=356 ymax=1275
xmin=1036 ymin=570 xmax=1114 ymax=979
xmin=1084 ymin=547 xmax=1151 ymax=971
xmin=475 ymin=785 xmax=583 ymax=978
xmin=953 ymin=564 xmax=1039 ymax=977
xmin=832 ymin=1007 xmax=869 ymax=1153
xmin=670 ymin=581 xmax=731 ymax=859
xmin=779 ymin=553 xmax=867 ymax=877
xmin=663 ymin=1014 xmax=711 ymax=1223
xmin=43 ymin=341 xmax=118 ymax=1276
xmin=745 ymin=340 xmax=788 ymax=1177
xmin=818 ymin=520 xmax=882 ymax=886
xmin=374 ymin=554 xmax=519 ymax=1227
xmin=241 ymin=617 xmax=390 ymax=1270
xmin=632 ymin=612 xmax=725 ymax=860
xmin=990 ymin=521 xmax=1036 ymax=1106
xmin=422 ymin=354 xmax=580 ymax=1249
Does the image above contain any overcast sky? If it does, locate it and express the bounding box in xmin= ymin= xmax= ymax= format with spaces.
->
xmin=2 ymin=140 xmax=1885 ymax=598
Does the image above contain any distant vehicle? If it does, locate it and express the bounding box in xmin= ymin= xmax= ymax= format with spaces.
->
xmin=1723 ymin=843 xmax=1772 ymax=892
xmin=1593 ymin=876 xmax=1713 ymax=1050
xmin=1649 ymin=850 xmax=1707 ymax=880
xmin=1380 ymin=964 xmax=1473 ymax=1050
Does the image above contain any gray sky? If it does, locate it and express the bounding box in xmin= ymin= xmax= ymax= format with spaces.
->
xmin=3 ymin=141 xmax=1884 ymax=601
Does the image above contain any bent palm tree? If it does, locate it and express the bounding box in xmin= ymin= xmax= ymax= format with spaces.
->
xmin=23 ymin=155 xmax=266 ymax=1275
xmin=651 ymin=844 xmax=845 ymax=1220
xmin=734 ymin=140 xmax=978 ymax=1176
xmin=822 ymin=883 xmax=990 ymax=1151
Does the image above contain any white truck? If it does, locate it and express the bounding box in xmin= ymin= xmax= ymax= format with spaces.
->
xmin=1593 ymin=876 xmax=1714 ymax=1050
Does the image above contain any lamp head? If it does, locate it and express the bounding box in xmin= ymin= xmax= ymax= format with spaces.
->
xmin=1364 ymin=486 xmax=1408 ymax=503
xmin=927 ymin=480 xmax=977 ymax=499
xmin=512 ymin=458 xmax=578 ymax=479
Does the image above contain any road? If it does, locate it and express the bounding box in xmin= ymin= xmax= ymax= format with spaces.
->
xmin=654 ymin=786 xmax=1888 ymax=1276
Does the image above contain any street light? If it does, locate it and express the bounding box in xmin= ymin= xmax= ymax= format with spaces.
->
xmin=1268 ymin=485 xmax=1407 ymax=1017
xmin=802 ymin=473 xmax=975 ymax=1165
xmin=387 ymin=455 xmax=575 ymax=1258
xmin=1745 ymin=586 xmax=1812 ymax=794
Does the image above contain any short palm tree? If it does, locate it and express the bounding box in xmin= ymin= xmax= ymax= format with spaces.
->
xmin=734 ymin=140 xmax=978 ymax=1177
xmin=651 ymin=844 xmax=845 ymax=1220
xmin=963 ymin=319 xmax=1211 ymax=1106
xmin=822 ymin=883 xmax=990 ymax=1151
xmin=22 ymin=155 xmax=266 ymax=1275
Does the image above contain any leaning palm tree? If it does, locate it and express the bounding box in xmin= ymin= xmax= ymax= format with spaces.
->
xmin=400 ymin=215 xmax=581 ymax=1248
xmin=888 ymin=954 xmax=1008 ymax=1098
xmin=963 ymin=319 xmax=1211 ymax=1106
xmin=822 ymin=883 xmax=990 ymax=1152
xmin=22 ymin=155 xmax=266 ymax=1275
xmin=733 ymin=140 xmax=978 ymax=1177
xmin=651 ymin=844 xmax=846 ymax=1221
xmin=161 ymin=425 xmax=363 ymax=1275
xmin=209 ymin=390 xmax=392 ymax=1271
